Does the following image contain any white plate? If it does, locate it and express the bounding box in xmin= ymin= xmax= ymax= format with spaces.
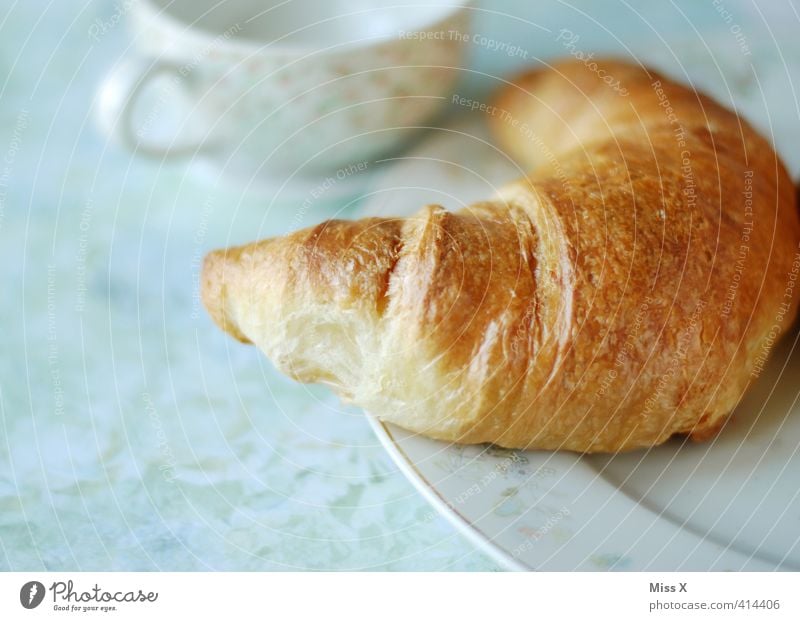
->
xmin=359 ymin=113 xmax=800 ymax=571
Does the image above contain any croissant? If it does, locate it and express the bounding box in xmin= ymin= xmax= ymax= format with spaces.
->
xmin=202 ymin=58 xmax=800 ymax=452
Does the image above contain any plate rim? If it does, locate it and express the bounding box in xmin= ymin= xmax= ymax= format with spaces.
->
xmin=366 ymin=413 xmax=530 ymax=572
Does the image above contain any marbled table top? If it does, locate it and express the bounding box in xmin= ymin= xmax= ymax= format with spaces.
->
xmin=2 ymin=0 xmax=799 ymax=570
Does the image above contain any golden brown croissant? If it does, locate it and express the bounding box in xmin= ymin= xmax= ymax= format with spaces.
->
xmin=202 ymin=58 xmax=800 ymax=452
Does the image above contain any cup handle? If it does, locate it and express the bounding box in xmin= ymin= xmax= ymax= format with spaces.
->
xmin=95 ymin=56 xmax=206 ymax=158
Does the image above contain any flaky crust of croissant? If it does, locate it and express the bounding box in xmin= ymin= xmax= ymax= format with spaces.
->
xmin=202 ymin=59 xmax=800 ymax=452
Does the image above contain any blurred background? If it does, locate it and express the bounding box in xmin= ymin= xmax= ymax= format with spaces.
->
xmin=2 ymin=0 xmax=800 ymax=570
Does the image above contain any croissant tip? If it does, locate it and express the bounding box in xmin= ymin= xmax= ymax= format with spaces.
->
xmin=201 ymin=248 xmax=253 ymax=344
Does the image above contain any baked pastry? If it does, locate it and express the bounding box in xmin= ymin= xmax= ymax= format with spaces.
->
xmin=202 ymin=58 xmax=800 ymax=452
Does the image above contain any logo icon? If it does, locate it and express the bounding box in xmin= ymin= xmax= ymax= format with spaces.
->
xmin=20 ymin=581 xmax=45 ymax=609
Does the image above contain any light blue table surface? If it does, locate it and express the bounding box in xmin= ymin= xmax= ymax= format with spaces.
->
xmin=2 ymin=0 xmax=799 ymax=570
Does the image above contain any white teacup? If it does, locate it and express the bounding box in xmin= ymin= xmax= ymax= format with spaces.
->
xmin=96 ymin=0 xmax=471 ymax=182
